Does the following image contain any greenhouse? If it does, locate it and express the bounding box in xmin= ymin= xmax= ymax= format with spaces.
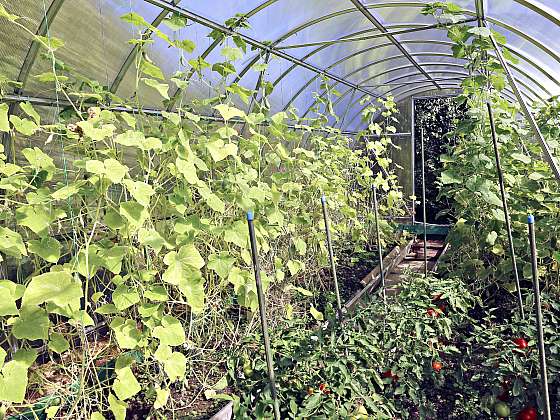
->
xmin=1 ymin=0 xmax=560 ymax=418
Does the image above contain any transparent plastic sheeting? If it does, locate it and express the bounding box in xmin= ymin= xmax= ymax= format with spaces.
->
xmin=0 ymin=0 xmax=559 ymax=132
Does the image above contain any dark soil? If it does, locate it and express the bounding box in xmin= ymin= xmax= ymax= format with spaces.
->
xmin=335 ymin=245 xmax=380 ymax=302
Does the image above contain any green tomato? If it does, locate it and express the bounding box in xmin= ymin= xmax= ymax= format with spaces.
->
xmin=243 ymin=365 xmax=254 ymax=378
xmin=494 ymin=401 xmax=511 ymax=417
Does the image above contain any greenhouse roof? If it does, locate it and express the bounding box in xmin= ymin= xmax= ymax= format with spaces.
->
xmin=1 ymin=0 xmax=560 ymax=132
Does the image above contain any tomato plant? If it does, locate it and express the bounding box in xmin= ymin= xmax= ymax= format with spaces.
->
xmin=229 ymin=274 xmax=480 ymax=418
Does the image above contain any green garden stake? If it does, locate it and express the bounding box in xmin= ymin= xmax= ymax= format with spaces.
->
xmin=420 ymin=128 xmax=428 ymax=278
xmin=321 ymin=195 xmax=343 ymax=318
xmin=488 ymin=102 xmax=524 ymax=319
xmin=527 ymin=215 xmax=551 ymax=420
xmin=247 ymin=211 xmax=281 ymax=420
xmin=373 ymin=185 xmax=386 ymax=303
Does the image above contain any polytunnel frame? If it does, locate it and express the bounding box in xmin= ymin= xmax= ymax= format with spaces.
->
xmin=3 ymin=0 xmax=560 ymax=152
xmin=281 ymin=35 xmax=555 ymax=113
xmin=273 ymin=4 xmax=559 ymax=122
xmin=7 ymin=0 xmax=558 ymax=108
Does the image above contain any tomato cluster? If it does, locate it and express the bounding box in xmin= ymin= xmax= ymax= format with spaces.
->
xmin=307 ymin=383 xmax=332 ymax=395
xmin=318 ymin=383 xmax=331 ymax=395
xmin=381 ymin=369 xmax=399 ymax=382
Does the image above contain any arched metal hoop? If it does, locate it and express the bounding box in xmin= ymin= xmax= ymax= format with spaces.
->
xmin=279 ymin=36 xmax=553 ymax=115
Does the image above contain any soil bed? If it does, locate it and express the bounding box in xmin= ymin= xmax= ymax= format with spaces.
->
xmin=335 ymin=245 xmax=380 ymax=302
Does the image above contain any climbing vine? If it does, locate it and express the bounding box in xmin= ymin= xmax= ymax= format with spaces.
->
xmin=0 ymin=4 xmax=405 ymax=418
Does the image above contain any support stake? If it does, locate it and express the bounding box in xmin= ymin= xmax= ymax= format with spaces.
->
xmin=420 ymin=128 xmax=428 ymax=278
xmin=527 ymin=214 xmax=551 ymax=420
xmin=487 ymin=102 xmax=524 ymax=319
xmin=373 ymin=186 xmax=386 ymax=302
xmin=247 ymin=211 xmax=281 ymax=420
xmin=321 ymin=195 xmax=343 ymax=318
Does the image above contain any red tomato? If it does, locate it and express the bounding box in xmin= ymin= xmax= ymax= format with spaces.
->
xmin=381 ymin=369 xmax=398 ymax=382
xmin=516 ymin=407 xmax=537 ymax=420
xmin=513 ymin=338 xmax=528 ymax=349
xmin=432 ymin=361 xmax=443 ymax=372
xmin=438 ymin=304 xmax=447 ymax=313
xmin=318 ymin=383 xmax=331 ymax=394
xmin=427 ymin=308 xmax=439 ymax=317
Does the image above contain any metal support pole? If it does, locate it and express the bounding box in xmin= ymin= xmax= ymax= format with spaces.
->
xmin=142 ymin=0 xmax=376 ymax=97
xmin=1 ymin=93 xmax=366 ymax=137
xmin=321 ymin=195 xmax=343 ymax=318
xmin=411 ymin=97 xmax=416 ymax=224
xmin=246 ymin=211 xmax=281 ymax=420
xmin=487 ymin=102 xmax=525 ymax=319
xmin=486 ymin=24 xmax=560 ymax=182
xmin=527 ymin=215 xmax=551 ymax=420
xmin=420 ymin=128 xmax=428 ymax=278
xmin=373 ymin=186 xmax=386 ymax=302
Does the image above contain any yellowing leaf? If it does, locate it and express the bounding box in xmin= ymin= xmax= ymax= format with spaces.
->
xmin=310 ymin=306 xmax=324 ymax=321
xmin=120 ymin=12 xmax=148 ymax=26
xmin=152 ymin=315 xmax=185 ymax=346
xmin=154 ymin=387 xmax=170 ymax=409
xmin=19 ymin=102 xmax=40 ymax=124
xmin=163 ymin=243 xmax=205 ymax=285
xmin=48 ymin=332 xmax=70 ymax=354
xmin=10 ymin=115 xmax=37 ymax=136
xmin=123 ymin=180 xmax=154 ymax=207
xmin=0 ymin=227 xmax=27 ymax=258
xmin=109 ymin=393 xmax=127 ymax=420
xmin=206 ymin=139 xmax=238 ymax=162
xmin=0 ymin=349 xmax=37 ymax=403
xmin=214 ymin=104 xmax=245 ymax=121
xmin=110 ymin=317 xmax=142 ymax=349
xmin=35 ymin=35 xmax=64 ymax=51
xmin=119 ymin=201 xmax=149 ymax=230
xmin=207 ymin=252 xmax=235 ymax=279
xmin=220 ymin=46 xmax=243 ymax=61
xmin=28 ymin=237 xmax=61 ymax=263
xmin=0 ymin=5 xmax=19 ymax=21
xmin=140 ymin=60 xmax=164 ymax=80
xmin=113 ymin=366 xmax=141 ymax=401
xmin=112 ymin=285 xmax=141 ymax=311
xmin=164 ymin=351 xmax=186 ymax=381
xmin=0 ymin=280 xmax=22 ymax=316
xmin=142 ymin=78 xmax=169 ymax=99
xmin=22 ymin=271 xmax=82 ymax=310
xmin=0 ymin=103 xmax=10 ymax=132
xmin=12 ymin=306 xmax=50 ymax=340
